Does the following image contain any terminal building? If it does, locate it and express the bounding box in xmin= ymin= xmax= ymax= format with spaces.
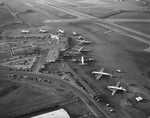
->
xmin=50 ymin=34 xmax=68 ymax=51
xmin=31 ymin=108 xmax=70 ymax=118
xmin=46 ymin=34 xmax=68 ymax=62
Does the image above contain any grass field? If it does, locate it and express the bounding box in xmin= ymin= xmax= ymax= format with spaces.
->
xmin=0 ymin=77 xmax=74 ymax=118
xmin=109 ymin=11 xmax=150 ymax=19
xmin=116 ymin=22 xmax=150 ymax=35
xmin=70 ymin=7 xmax=117 ymax=18
xmin=106 ymin=31 xmax=149 ymax=51
xmin=0 ymin=5 xmax=15 ymax=22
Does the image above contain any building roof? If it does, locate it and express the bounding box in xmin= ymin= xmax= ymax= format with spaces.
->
xmin=31 ymin=108 xmax=70 ymax=118
xmin=46 ymin=49 xmax=60 ymax=62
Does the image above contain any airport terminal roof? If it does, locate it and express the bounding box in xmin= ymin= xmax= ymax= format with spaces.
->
xmin=46 ymin=48 xmax=60 ymax=62
xmin=31 ymin=108 xmax=70 ymax=118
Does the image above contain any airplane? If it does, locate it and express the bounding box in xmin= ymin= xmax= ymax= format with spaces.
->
xmin=58 ymin=29 xmax=64 ymax=34
xmin=39 ymin=29 xmax=47 ymax=33
xmin=79 ymin=56 xmax=87 ymax=65
xmin=73 ymin=47 xmax=90 ymax=54
xmin=21 ymin=30 xmax=29 ymax=34
xmin=107 ymin=81 xmax=127 ymax=96
xmin=71 ymin=56 xmax=94 ymax=65
xmin=77 ymin=36 xmax=85 ymax=40
xmin=30 ymin=43 xmax=37 ymax=48
xmin=77 ymin=39 xmax=92 ymax=45
xmin=92 ymin=68 xmax=114 ymax=80
xmin=73 ymin=31 xmax=78 ymax=36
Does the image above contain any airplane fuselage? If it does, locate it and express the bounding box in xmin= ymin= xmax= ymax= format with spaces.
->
xmin=92 ymin=71 xmax=113 ymax=76
xmin=107 ymin=86 xmax=126 ymax=92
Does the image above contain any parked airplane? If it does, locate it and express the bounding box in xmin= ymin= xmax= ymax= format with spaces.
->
xmin=92 ymin=68 xmax=113 ymax=80
xmin=77 ymin=39 xmax=92 ymax=44
xmin=58 ymin=29 xmax=64 ymax=34
xmin=73 ymin=31 xmax=78 ymax=36
xmin=21 ymin=30 xmax=29 ymax=34
xmin=78 ymin=36 xmax=85 ymax=40
xmin=107 ymin=82 xmax=127 ymax=96
xmin=30 ymin=43 xmax=37 ymax=48
xmin=73 ymin=47 xmax=90 ymax=54
xmin=39 ymin=29 xmax=47 ymax=33
xmin=71 ymin=56 xmax=94 ymax=65
xmin=79 ymin=56 xmax=87 ymax=65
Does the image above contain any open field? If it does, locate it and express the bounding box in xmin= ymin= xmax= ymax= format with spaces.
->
xmin=0 ymin=4 xmax=15 ymax=22
xmin=116 ymin=22 xmax=150 ymax=35
xmin=0 ymin=75 xmax=74 ymax=118
xmin=3 ymin=0 xmax=77 ymax=27
xmin=0 ymin=22 xmax=28 ymax=34
xmin=109 ymin=11 xmax=150 ymax=19
xmin=67 ymin=7 xmax=117 ymax=18
xmin=105 ymin=30 xmax=149 ymax=51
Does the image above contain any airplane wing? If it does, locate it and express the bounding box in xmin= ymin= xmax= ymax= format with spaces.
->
xmin=96 ymin=74 xmax=103 ymax=80
xmin=116 ymin=82 xmax=120 ymax=87
xmin=100 ymin=68 xmax=104 ymax=72
xmin=112 ymin=89 xmax=117 ymax=96
xmin=78 ymin=47 xmax=83 ymax=52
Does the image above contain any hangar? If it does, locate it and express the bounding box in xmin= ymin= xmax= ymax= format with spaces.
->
xmin=31 ymin=108 xmax=70 ymax=118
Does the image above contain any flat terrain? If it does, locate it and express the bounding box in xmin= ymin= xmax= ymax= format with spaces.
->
xmin=108 ymin=11 xmax=150 ymax=19
xmin=0 ymin=75 xmax=75 ymax=118
xmin=116 ymin=22 xmax=150 ymax=35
